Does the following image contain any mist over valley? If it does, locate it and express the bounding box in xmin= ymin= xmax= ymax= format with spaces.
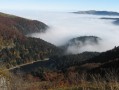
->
xmin=1 ymin=0 xmax=119 ymax=89
xmin=6 ymin=10 xmax=119 ymax=54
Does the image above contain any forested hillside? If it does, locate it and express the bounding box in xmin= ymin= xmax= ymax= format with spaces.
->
xmin=59 ymin=46 xmax=119 ymax=75
xmin=0 ymin=12 xmax=48 ymax=35
xmin=11 ymin=46 xmax=119 ymax=90
xmin=1 ymin=12 xmax=119 ymax=90
xmin=0 ymin=12 xmax=62 ymax=68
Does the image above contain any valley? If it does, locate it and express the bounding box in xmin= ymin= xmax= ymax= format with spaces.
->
xmin=1 ymin=11 xmax=119 ymax=90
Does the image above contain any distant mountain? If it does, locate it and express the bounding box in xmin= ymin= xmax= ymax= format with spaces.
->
xmin=61 ymin=36 xmax=101 ymax=53
xmin=69 ymin=36 xmax=100 ymax=45
xmin=73 ymin=10 xmax=119 ymax=16
xmin=101 ymin=17 xmax=119 ymax=25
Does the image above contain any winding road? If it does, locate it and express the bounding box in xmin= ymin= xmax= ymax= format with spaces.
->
xmin=8 ymin=58 xmax=49 ymax=70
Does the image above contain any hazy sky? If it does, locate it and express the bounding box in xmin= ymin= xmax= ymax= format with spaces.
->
xmin=0 ymin=0 xmax=119 ymax=11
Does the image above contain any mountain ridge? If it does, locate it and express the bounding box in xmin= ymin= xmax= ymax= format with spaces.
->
xmin=0 ymin=12 xmax=48 ymax=35
xmin=73 ymin=10 xmax=119 ymax=16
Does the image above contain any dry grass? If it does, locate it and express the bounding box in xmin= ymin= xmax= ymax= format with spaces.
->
xmin=0 ymin=66 xmax=119 ymax=90
xmin=47 ymin=70 xmax=119 ymax=90
xmin=0 ymin=66 xmax=29 ymax=90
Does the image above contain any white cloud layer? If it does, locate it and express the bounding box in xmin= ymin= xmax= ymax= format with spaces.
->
xmin=4 ymin=11 xmax=119 ymax=54
xmin=30 ymin=12 xmax=119 ymax=53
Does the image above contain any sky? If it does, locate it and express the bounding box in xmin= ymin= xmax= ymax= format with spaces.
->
xmin=0 ymin=0 xmax=119 ymax=12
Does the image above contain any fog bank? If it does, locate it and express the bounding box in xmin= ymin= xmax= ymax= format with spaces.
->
xmin=4 ymin=10 xmax=119 ymax=53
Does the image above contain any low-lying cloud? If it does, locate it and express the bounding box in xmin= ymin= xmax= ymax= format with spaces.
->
xmin=5 ymin=10 xmax=119 ymax=54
